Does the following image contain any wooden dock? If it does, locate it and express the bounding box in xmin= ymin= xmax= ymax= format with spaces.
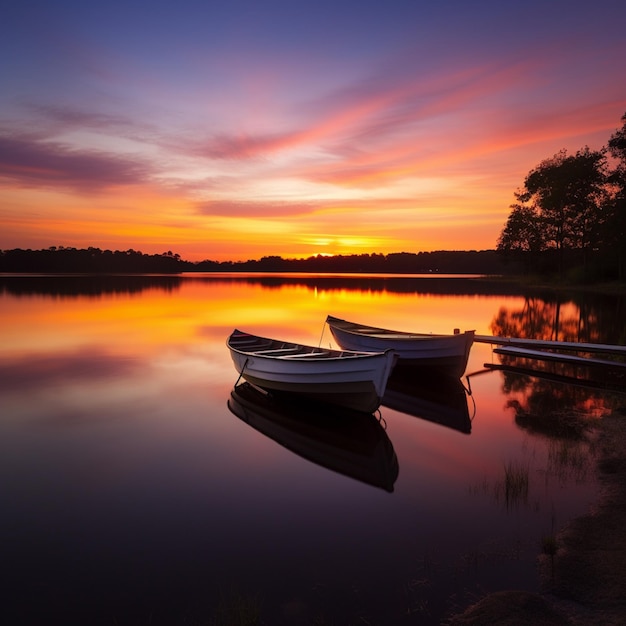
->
xmin=477 ymin=334 xmax=626 ymax=390
xmin=492 ymin=346 xmax=626 ymax=369
xmin=475 ymin=334 xmax=626 ymax=357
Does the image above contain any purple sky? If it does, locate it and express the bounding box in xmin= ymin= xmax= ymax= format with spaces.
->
xmin=2 ymin=0 xmax=625 ymax=260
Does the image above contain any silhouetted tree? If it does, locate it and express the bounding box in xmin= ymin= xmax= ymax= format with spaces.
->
xmin=0 ymin=247 xmax=193 ymax=273
xmin=1 ymin=247 xmax=510 ymax=275
xmin=605 ymin=111 xmax=626 ymax=279
xmin=498 ymin=143 xmax=609 ymax=279
xmin=497 ymin=203 xmax=545 ymax=273
xmin=518 ymin=147 xmax=607 ymax=276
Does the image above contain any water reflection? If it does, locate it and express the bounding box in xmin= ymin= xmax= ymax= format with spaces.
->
xmin=202 ymin=274 xmax=521 ymax=296
xmin=490 ymin=294 xmax=626 ymax=347
xmin=1 ymin=274 xmax=622 ymax=625
xmin=486 ymin=297 xmax=622 ymax=503
xmin=500 ymin=372 xmax=612 ymax=490
xmin=470 ymin=375 xmax=603 ymax=514
xmin=491 ymin=360 xmax=626 ymax=393
xmin=508 ymin=384 xmax=605 ymax=440
xmin=228 ymin=382 xmax=399 ymax=492
xmin=0 ymin=348 xmax=138 ymax=393
xmin=0 ymin=274 xmax=183 ymax=297
xmin=382 ymin=370 xmax=473 ymax=434
xmin=470 ymin=459 xmax=532 ymax=512
xmin=490 ymin=297 xmax=626 ymax=392
xmin=0 ymin=272 xmax=528 ymax=298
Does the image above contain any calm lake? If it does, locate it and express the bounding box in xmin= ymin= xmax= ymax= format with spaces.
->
xmin=1 ymin=273 xmax=624 ymax=625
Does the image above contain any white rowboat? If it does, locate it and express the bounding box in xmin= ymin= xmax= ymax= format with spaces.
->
xmin=227 ymin=329 xmax=396 ymax=413
xmin=326 ymin=315 xmax=474 ymax=378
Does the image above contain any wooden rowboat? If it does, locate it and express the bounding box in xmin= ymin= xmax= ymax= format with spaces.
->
xmin=226 ymin=329 xmax=396 ymax=413
xmin=326 ymin=315 xmax=474 ymax=378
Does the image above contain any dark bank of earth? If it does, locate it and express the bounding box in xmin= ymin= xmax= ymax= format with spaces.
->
xmin=449 ymin=408 xmax=626 ymax=626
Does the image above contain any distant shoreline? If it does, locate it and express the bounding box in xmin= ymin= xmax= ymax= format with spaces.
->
xmin=0 ymin=247 xmax=511 ymax=275
xmin=2 ymin=246 xmax=625 ymax=291
xmin=1 ymin=271 xmax=624 ymax=294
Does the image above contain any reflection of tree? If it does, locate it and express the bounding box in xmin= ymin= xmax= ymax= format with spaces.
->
xmin=0 ymin=275 xmax=183 ymax=298
xmin=503 ymin=381 xmax=610 ymax=494
xmin=489 ymin=295 xmax=623 ymax=492
xmin=490 ymin=295 xmax=626 ymax=395
xmin=506 ymin=383 xmax=606 ymax=441
xmin=490 ymin=293 xmax=626 ymax=346
xmin=492 ymin=297 xmax=558 ymax=341
xmin=225 ymin=275 xmax=527 ymax=296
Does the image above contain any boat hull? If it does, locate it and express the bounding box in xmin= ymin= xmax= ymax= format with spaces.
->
xmin=326 ymin=315 xmax=474 ymax=378
xmin=227 ymin=330 xmax=396 ymax=413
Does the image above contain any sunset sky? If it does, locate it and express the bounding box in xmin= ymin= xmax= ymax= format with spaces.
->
xmin=2 ymin=0 xmax=625 ymax=262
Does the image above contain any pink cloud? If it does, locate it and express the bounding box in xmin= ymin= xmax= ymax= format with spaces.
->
xmin=195 ymin=131 xmax=301 ymax=160
xmin=285 ymin=49 xmax=626 ymax=188
xmin=184 ymin=50 xmax=550 ymax=189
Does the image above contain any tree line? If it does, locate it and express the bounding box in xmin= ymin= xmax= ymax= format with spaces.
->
xmin=497 ymin=111 xmax=626 ymax=280
xmin=0 ymin=247 xmax=510 ymax=275
xmin=0 ymin=247 xmax=189 ymax=274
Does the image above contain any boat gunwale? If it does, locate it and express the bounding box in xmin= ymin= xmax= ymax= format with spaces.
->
xmin=326 ymin=315 xmax=475 ymax=341
xmin=227 ymin=329 xmax=391 ymax=361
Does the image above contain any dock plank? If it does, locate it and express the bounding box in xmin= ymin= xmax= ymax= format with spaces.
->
xmin=475 ymin=334 xmax=626 ymax=356
xmin=493 ymin=346 xmax=626 ymax=368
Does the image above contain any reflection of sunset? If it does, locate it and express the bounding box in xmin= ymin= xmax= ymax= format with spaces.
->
xmin=1 ymin=274 xmax=616 ymax=624
xmin=0 ymin=277 xmax=503 ymax=402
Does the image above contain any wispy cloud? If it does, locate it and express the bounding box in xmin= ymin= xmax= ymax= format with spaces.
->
xmin=194 ymin=131 xmax=301 ymax=160
xmin=0 ymin=132 xmax=154 ymax=191
xmin=196 ymin=199 xmax=321 ymax=218
xmin=179 ymin=50 xmax=552 ymax=190
xmin=26 ymin=103 xmax=138 ymax=132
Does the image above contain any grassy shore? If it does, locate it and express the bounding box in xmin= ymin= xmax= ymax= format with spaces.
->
xmin=448 ymin=405 xmax=626 ymax=625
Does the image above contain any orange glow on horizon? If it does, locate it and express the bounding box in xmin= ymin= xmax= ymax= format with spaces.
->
xmin=0 ymin=182 xmax=510 ymax=261
xmin=2 ymin=103 xmax=624 ymax=261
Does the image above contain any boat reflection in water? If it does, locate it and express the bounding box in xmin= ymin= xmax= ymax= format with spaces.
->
xmin=228 ymin=382 xmax=399 ymax=492
xmin=382 ymin=369 xmax=473 ymax=435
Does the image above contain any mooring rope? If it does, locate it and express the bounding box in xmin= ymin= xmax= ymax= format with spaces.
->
xmin=463 ymin=375 xmax=478 ymax=420
xmin=468 ymin=392 xmax=477 ymax=420
xmin=462 ymin=375 xmax=472 ymax=396
xmin=318 ymin=320 xmax=327 ymax=348
xmin=234 ymin=357 xmax=249 ymax=386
